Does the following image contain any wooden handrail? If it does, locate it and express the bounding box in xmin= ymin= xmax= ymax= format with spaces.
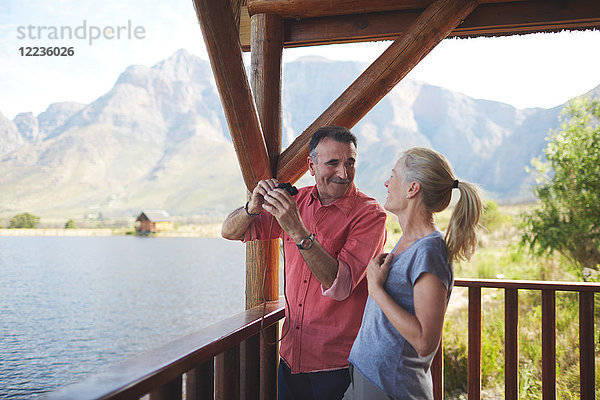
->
xmin=43 ymin=299 xmax=285 ymax=400
xmin=455 ymin=278 xmax=600 ymax=292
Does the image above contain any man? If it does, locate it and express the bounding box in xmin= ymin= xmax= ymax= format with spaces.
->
xmin=221 ymin=126 xmax=387 ymax=400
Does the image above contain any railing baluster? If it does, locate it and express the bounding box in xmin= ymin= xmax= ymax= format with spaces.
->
xmin=241 ymin=334 xmax=260 ymax=400
xmin=505 ymin=288 xmax=519 ymax=399
xmin=579 ymin=291 xmax=595 ymax=400
xmin=149 ymin=375 xmax=182 ymax=399
xmin=541 ymin=289 xmax=556 ymax=400
xmin=260 ymin=324 xmax=279 ymax=400
xmin=432 ymin=337 xmax=443 ymax=400
xmin=186 ymin=358 xmax=215 ymax=400
xmin=468 ymin=286 xmax=481 ymax=400
xmin=215 ymin=344 xmax=240 ymax=400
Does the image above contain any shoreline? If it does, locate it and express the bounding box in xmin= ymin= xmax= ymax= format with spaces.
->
xmin=0 ymin=228 xmax=117 ymax=236
xmin=0 ymin=224 xmax=223 ymax=238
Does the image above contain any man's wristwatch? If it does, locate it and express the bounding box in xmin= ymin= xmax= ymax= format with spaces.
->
xmin=296 ymin=233 xmax=315 ymax=250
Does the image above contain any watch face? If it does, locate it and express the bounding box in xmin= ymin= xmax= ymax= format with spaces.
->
xmin=298 ymin=234 xmax=314 ymax=250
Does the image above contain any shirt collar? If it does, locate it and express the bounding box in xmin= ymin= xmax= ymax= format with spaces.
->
xmin=309 ymin=183 xmax=358 ymax=217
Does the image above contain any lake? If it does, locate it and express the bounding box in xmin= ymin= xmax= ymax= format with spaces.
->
xmin=0 ymin=236 xmax=256 ymax=399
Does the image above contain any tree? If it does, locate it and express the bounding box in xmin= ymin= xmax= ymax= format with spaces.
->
xmin=520 ymin=96 xmax=600 ymax=276
xmin=9 ymin=212 xmax=41 ymax=229
xmin=65 ymin=219 xmax=77 ymax=229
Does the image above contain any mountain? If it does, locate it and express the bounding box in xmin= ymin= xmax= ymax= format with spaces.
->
xmin=1 ymin=49 xmax=598 ymax=219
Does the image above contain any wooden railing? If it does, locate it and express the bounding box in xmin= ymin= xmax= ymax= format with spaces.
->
xmin=43 ymin=299 xmax=285 ymax=400
xmin=432 ymin=279 xmax=600 ymax=400
xmin=44 ymin=280 xmax=599 ymax=400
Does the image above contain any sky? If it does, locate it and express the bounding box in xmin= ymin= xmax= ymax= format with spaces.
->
xmin=1 ymin=0 xmax=599 ymax=120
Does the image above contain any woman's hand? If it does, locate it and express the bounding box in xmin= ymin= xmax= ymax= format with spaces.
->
xmin=367 ymin=253 xmax=393 ymax=299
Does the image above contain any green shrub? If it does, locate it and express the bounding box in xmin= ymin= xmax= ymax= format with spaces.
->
xmin=9 ymin=212 xmax=40 ymax=228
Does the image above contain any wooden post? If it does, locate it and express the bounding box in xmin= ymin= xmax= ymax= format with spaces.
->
xmin=241 ymin=334 xmax=260 ymax=400
xmin=505 ymin=288 xmax=519 ymax=400
xmin=468 ymin=286 xmax=481 ymax=400
xmin=149 ymin=376 xmax=182 ymax=399
xmin=186 ymin=360 xmax=215 ymax=400
xmin=579 ymin=291 xmax=595 ymax=400
xmin=431 ymin=339 xmax=443 ymax=400
xmin=276 ymin=0 xmax=478 ymax=184
xmin=541 ymin=290 xmax=556 ymax=400
xmin=215 ymin=345 xmax=241 ymax=400
xmin=245 ymin=10 xmax=284 ymax=311
xmin=247 ymin=12 xmax=284 ymax=400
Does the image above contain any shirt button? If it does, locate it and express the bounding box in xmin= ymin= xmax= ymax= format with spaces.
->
xmin=296 ymin=326 xmax=300 ymax=330
xmin=298 ymin=304 xmax=302 ymax=307
xmin=303 ymin=280 xmax=308 ymax=283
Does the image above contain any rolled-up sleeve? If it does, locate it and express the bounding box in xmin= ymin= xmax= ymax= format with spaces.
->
xmin=242 ymin=212 xmax=282 ymax=243
xmin=322 ymin=261 xmax=352 ymax=300
xmin=324 ymin=209 xmax=387 ymax=300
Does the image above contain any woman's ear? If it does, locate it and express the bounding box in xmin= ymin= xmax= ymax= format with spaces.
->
xmin=407 ymin=181 xmax=421 ymax=198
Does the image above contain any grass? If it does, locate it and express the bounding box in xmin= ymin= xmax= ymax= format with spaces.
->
xmin=381 ymin=201 xmax=600 ymax=399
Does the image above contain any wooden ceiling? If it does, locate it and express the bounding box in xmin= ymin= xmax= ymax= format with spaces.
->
xmin=238 ymin=0 xmax=600 ymax=50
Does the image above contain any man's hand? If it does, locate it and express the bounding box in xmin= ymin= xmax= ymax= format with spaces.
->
xmin=246 ymin=178 xmax=281 ymax=215
xmin=262 ymin=185 xmax=306 ymax=241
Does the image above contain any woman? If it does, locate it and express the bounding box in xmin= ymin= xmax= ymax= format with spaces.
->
xmin=344 ymin=147 xmax=482 ymax=399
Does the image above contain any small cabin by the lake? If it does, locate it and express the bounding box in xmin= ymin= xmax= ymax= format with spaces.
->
xmin=135 ymin=210 xmax=173 ymax=234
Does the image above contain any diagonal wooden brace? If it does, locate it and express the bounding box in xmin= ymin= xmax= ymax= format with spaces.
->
xmin=193 ymin=0 xmax=272 ymax=190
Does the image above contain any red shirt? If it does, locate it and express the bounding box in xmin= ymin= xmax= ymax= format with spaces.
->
xmin=243 ymin=184 xmax=387 ymax=373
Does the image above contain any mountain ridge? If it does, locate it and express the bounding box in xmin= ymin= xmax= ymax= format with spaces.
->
xmin=1 ymin=49 xmax=598 ymax=219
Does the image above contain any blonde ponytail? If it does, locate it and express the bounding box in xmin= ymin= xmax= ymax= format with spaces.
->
xmin=445 ymin=181 xmax=482 ymax=262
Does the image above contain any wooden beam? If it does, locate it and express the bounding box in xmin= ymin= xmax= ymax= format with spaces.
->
xmin=276 ymin=0 xmax=478 ymax=184
xmin=193 ymin=0 xmax=271 ymax=190
xmin=240 ymin=0 xmax=600 ymax=50
xmin=248 ymin=0 xmax=432 ymax=19
xmin=247 ymin=0 xmax=527 ymax=19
